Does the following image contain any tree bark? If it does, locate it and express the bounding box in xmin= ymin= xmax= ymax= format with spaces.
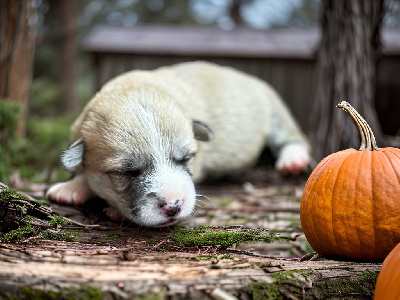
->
xmin=0 ymin=0 xmax=36 ymax=137
xmin=60 ymin=0 xmax=79 ymax=113
xmin=0 ymin=241 xmax=381 ymax=299
xmin=310 ymin=0 xmax=385 ymax=161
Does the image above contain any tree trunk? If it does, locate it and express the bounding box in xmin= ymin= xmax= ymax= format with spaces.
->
xmin=0 ymin=0 xmax=36 ymax=137
xmin=310 ymin=0 xmax=385 ymax=161
xmin=60 ymin=0 xmax=79 ymax=113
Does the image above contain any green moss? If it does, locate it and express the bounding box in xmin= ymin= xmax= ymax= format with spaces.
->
xmin=219 ymin=254 xmax=234 ymax=259
xmin=198 ymin=254 xmax=235 ymax=260
xmin=48 ymin=215 xmax=69 ymax=227
xmin=0 ymin=189 xmax=77 ymax=243
xmin=79 ymin=284 xmax=102 ymax=299
xmin=1 ymin=225 xmax=37 ymax=242
xmin=83 ymin=233 xmax=123 ymax=244
xmin=0 ymin=189 xmax=29 ymax=202
xmin=104 ymin=234 xmax=122 ymax=240
xmin=171 ymin=226 xmax=289 ymax=250
xmin=218 ymin=198 xmax=232 ymax=207
xmin=13 ymin=284 xmax=102 ymax=300
xmin=249 ymin=269 xmax=313 ymax=300
xmin=362 ymin=269 xmax=379 ymax=281
xmin=271 ymin=270 xmax=313 ymax=283
xmin=40 ymin=230 xmax=78 ymax=242
xmin=19 ymin=286 xmax=59 ymax=300
xmin=249 ymin=281 xmax=282 ymax=300
xmin=135 ymin=287 xmax=167 ymax=300
xmin=257 ymin=262 xmax=275 ymax=268
xmin=194 ymin=255 xmax=218 ymax=261
xmin=318 ymin=269 xmax=379 ymax=298
xmin=1 ymin=226 xmax=78 ymax=243
xmin=145 ymin=240 xmax=157 ymax=246
xmin=33 ymin=199 xmax=50 ymax=207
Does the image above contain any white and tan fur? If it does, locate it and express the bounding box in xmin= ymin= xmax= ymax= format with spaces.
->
xmin=47 ymin=61 xmax=309 ymax=227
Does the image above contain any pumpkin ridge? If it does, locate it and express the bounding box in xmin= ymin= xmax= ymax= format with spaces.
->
xmin=301 ymin=151 xmax=349 ymax=255
xmin=383 ymin=150 xmax=400 ymax=189
xmin=316 ymin=154 xmax=348 ymax=256
xmin=329 ymin=152 xmax=352 ymax=257
xmin=383 ymin=150 xmax=400 ymax=188
xmin=370 ymin=152 xmax=378 ymax=259
xmin=334 ymin=152 xmax=365 ymax=258
xmin=303 ymin=173 xmax=327 ymax=255
xmin=309 ymin=151 xmax=355 ymax=257
xmin=374 ymin=151 xmax=400 ymax=259
xmin=310 ymin=189 xmax=334 ymax=256
xmin=351 ymin=152 xmax=364 ymax=258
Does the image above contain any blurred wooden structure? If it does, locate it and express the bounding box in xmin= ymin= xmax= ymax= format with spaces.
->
xmin=82 ymin=25 xmax=400 ymax=135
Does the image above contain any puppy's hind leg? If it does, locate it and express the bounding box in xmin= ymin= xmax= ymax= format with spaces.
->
xmin=266 ymin=96 xmax=310 ymax=175
xmin=46 ymin=174 xmax=95 ymax=205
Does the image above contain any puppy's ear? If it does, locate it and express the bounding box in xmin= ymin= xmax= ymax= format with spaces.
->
xmin=60 ymin=139 xmax=86 ymax=173
xmin=192 ymin=120 xmax=214 ymax=142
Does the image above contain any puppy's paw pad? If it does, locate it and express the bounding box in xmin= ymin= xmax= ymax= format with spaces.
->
xmin=103 ymin=207 xmax=127 ymax=222
xmin=46 ymin=176 xmax=93 ymax=205
xmin=276 ymin=143 xmax=310 ymax=175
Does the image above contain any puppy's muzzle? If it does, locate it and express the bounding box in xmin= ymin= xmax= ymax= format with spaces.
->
xmin=158 ymin=198 xmax=184 ymax=218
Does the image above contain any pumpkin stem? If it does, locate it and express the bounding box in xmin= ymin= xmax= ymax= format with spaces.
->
xmin=337 ymin=101 xmax=378 ymax=151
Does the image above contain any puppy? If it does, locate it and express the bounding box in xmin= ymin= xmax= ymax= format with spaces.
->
xmin=46 ymin=62 xmax=309 ymax=227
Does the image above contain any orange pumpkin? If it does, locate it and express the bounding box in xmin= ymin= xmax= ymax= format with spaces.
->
xmin=374 ymin=243 xmax=400 ymax=299
xmin=300 ymin=101 xmax=400 ymax=260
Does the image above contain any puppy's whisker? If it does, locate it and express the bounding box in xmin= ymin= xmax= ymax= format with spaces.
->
xmin=196 ymin=193 xmax=210 ymax=200
xmin=196 ymin=194 xmax=215 ymax=207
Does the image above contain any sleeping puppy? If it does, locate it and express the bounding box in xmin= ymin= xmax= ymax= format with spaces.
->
xmin=46 ymin=61 xmax=310 ymax=227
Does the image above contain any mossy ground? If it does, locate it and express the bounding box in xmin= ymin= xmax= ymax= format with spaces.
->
xmin=170 ymin=226 xmax=290 ymax=250
xmin=2 ymin=284 xmax=102 ymax=300
xmin=250 ymin=269 xmax=314 ymax=300
xmin=250 ymin=281 xmax=282 ymax=300
xmin=250 ymin=268 xmax=379 ymax=300
xmin=0 ymin=188 xmax=77 ymax=243
xmin=317 ymin=269 xmax=379 ymax=298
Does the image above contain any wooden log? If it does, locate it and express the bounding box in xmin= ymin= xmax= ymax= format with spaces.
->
xmin=0 ymin=182 xmax=382 ymax=299
xmin=0 ymin=234 xmax=381 ymax=299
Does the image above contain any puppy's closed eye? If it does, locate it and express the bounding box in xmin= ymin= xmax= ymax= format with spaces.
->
xmin=107 ymin=168 xmax=144 ymax=179
xmin=123 ymin=169 xmax=144 ymax=178
xmin=173 ymin=153 xmax=195 ymax=165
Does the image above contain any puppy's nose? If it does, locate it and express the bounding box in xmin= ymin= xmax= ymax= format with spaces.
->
xmin=159 ymin=199 xmax=183 ymax=218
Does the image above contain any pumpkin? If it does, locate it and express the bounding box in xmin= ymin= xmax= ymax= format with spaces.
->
xmin=374 ymin=243 xmax=400 ymax=299
xmin=300 ymin=101 xmax=400 ymax=260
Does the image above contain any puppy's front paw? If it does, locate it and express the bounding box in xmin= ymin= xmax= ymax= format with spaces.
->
xmin=46 ymin=175 xmax=94 ymax=205
xmin=103 ymin=206 xmax=128 ymax=222
xmin=276 ymin=143 xmax=310 ymax=175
